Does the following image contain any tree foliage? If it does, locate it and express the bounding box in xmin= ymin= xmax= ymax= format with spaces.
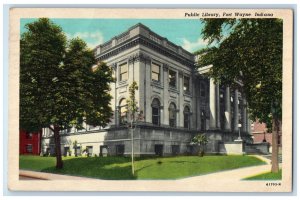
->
xmin=20 ymin=18 xmax=114 ymax=168
xmin=191 ymin=134 xmax=208 ymax=157
xmin=197 ymin=18 xmax=282 ymax=172
xmin=197 ymin=19 xmax=282 ymax=129
xmin=127 ymin=81 xmax=139 ymax=124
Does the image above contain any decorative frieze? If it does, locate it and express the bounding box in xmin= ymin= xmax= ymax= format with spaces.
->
xmin=128 ymin=52 xmax=151 ymax=64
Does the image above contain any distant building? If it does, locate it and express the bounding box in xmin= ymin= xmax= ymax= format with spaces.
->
xmin=41 ymin=23 xmax=253 ymax=157
xmin=19 ymin=130 xmax=42 ymax=155
xmin=251 ymin=120 xmax=282 ymax=148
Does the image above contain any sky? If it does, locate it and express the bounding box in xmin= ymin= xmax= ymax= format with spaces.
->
xmin=20 ymin=18 xmax=208 ymax=53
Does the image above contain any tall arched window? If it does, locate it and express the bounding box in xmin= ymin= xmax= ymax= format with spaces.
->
xmin=184 ymin=106 xmax=191 ymax=129
xmin=151 ymin=98 xmax=160 ymax=125
xmin=169 ymin=103 xmax=177 ymax=127
xmin=119 ymin=98 xmax=127 ymax=125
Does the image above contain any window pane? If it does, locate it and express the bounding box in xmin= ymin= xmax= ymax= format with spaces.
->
xmin=184 ymin=76 xmax=190 ymax=92
xmin=152 ymin=73 xmax=159 ymax=81
xmin=120 ymin=63 xmax=127 ymax=73
xmin=119 ymin=63 xmax=128 ymax=81
xmin=151 ymin=98 xmax=160 ymax=125
xmin=26 ymin=133 xmax=33 ymax=139
xmin=152 ymin=116 xmax=159 ymax=125
xmin=152 ymin=63 xmax=160 ymax=81
xmin=184 ymin=106 xmax=190 ymax=113
xmin=152 ymin=107 xmax=159 ymax=115
xmin=119 ymin=99 xmax=127 ymax=124
xmin=152 ymin=63 xmax=160 ymax=73
xmin=151 ymin=98 xmax=160 ymax=107
xmin=120 ymin=72 xmax=128 ymax=81
xmin=26 ymin=145 xmax=32 ymax=153
xmin=169 ymin=70 xmax=176 ymax=87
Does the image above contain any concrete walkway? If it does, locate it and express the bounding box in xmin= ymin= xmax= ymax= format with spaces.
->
xmin=19 ymin=170 xmax=95 ymax=180
xmin=19 ymin=155 xmax=274 ymax=181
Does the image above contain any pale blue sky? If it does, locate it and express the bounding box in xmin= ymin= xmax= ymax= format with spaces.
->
xmin=20 ymin=18 xmax=208 ymax=53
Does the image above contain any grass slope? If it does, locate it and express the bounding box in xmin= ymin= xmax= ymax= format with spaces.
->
xmin=244 ymin=169 xmax=282 ymax=180
xmin=20 ymin=155 xmax=266 ymax=180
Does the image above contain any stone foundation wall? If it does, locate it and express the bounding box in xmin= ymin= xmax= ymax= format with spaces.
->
xmin=41 ymin=126 xmax=253 ymax=157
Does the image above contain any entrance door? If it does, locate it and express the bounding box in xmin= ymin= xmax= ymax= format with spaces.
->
xmin=154 ymin=144 xmax=163 ymax=156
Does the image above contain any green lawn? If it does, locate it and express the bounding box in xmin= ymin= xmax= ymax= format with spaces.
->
xmin=20 ymin=155 xmax=266 ymax=180
xmin=244 ymin=169 xmax=282 ymax=180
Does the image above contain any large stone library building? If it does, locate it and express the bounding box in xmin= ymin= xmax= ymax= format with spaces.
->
xmin=42 ymin=23 xmax=253 ymax=157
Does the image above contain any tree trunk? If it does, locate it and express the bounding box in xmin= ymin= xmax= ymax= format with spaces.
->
xmin=131 ymin=120 xmax=135 ymax=176
xmin=39 ymin=130 xmax=43 ymax=155
xmin=53 ymin=126 xmax=63 ymax=169
xmin=271 ymin=118 xmax=279 ymax=173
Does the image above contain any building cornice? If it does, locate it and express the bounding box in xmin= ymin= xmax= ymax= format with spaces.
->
xmin=94 ymin=23 xmax=195 ymax=68
xmin=96 ymin=36 xmax=195 ymax=68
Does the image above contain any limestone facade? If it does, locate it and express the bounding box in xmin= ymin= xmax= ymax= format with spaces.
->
xmin=41 ymin=23 xmax=252 ymax=157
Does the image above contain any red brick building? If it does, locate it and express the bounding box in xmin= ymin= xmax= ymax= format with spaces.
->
xmin=251 ymin=120 xmax=282 ymax=147
xmin=19 ymin=130 xmax=42 ymax=155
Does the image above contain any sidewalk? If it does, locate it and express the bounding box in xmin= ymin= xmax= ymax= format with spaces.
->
xmin=19 ymin=155 xmax=274 ymax=181
xmin=19 ymin=170 xmax=95 ymax=180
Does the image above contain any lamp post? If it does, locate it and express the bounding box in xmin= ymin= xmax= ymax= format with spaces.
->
xmin=238 ymin=123 xmax=242 ymax=140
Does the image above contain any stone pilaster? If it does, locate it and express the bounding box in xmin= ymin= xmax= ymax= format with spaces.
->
xmin=178 ymin=70 xmax=183 ymax=127
xmin=224 ymin=86 xmax=232 ymax=131
xmin=209 ymin=78 xmax=216 ymax=130
xmin=233 ymin=89 xmax=239 ymax=132
xmin=242 ymin=96 xmax=247 ymax=132
xmin=216 ymin=83 xmax=220 ymax=129
xmin=163 ymin=64 xmax=169 ymax=125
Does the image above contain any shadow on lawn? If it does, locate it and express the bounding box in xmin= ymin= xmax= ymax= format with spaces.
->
xmin=167 ymin=160 xmax=199 ymax=164
xmin=41 ymin=157 xmax=137 ymax=180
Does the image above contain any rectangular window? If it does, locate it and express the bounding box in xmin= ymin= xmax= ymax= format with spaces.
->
xmin=151 ymin=63 xmax=160 ymax=82
xmin=116 ymin=145 xmax=125 ymax=156
xmin=119 ymin=63 xmax=128 ymax=82
xmin=171 ymin=145 xmax=180 ymax=155
xmin=26 ymin=132 xmax=33 ymax=139
xmin=183 ymin=76 xmax=190 ymax=93
xmin=100 ymin=145 xmax=108 ymax=157
xmin=26 ymin=144 xmax=33 ymax=153
xmin=169 ymin=70 xmax=177 ymax=88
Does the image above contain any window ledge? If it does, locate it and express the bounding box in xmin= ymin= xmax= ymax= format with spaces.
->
xmin=183 ymin=92 xmax=192 ymax=98
xmin=168 ymin=87 xmax=179 ymax=94
xmin=117 ymin=81 xmax=128 ymax=88
xmin=151 ymin=81 xmax=163 ymax=89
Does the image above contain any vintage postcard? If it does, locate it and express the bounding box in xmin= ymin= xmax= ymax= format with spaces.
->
xmin=8 ymin=8 xmax=293 ymax=192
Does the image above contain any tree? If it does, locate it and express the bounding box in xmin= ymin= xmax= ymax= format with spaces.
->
xmin=197 ymin=19 xmax=282 ymax=172
xmin=20 ymin=18 xmax=114 ymax=169
xmin=126 ymin=81 xmax=139 ymax=175
xmin=191 ymin=134 xmax=208 ymax=157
